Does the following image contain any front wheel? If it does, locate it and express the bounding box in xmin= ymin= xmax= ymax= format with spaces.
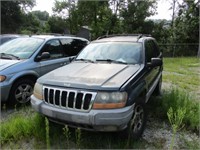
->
xmin=123 ymin=102 xmax=147 ymax=140
xmin=9 ymin=79 xmax=35 ymax=105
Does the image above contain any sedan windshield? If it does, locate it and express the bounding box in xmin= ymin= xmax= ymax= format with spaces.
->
xmin=76 ymin=42 xmax=143 ymax=64
xmin=0 ymin=37 xmax=44 ymax=59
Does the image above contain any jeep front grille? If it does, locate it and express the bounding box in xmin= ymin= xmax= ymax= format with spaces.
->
xmin=43 ymin=86 xmax=97 ymax=112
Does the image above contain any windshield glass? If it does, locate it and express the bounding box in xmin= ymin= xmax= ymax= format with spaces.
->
xmin=76 ymin=42 xmax=143 ymax=64
xmin=0 ymin=37 xmax=44 ymax=59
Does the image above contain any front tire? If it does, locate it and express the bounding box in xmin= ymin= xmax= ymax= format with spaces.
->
xmin=123 ymin=102 xmax=147 ymax=140
xmin=9 ymin=78 xmax=35 ymax=105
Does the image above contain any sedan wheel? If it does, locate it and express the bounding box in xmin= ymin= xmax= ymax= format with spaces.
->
xmin=15 ymin=83 xmax=33 ymax=103
xmin=9 ymin=78 xmax=35 ymax=105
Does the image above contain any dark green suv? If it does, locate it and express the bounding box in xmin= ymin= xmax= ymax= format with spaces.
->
xmin=31 ymin=34 xmax=163 ymax=139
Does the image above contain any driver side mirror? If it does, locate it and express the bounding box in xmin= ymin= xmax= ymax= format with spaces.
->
xmin=35 ymin=52 xmax=50 ymax=62
xmin=151 ymin=58 xmax=163 ymax=67
xmin=147 ymin=58 xmax=162 ymax=67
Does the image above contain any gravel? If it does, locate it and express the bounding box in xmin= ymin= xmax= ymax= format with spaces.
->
xmin=143 ymin=117 xmax=200 ymax=149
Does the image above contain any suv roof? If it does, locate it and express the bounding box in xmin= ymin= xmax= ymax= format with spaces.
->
xmin=95 ymin=34 xmax=151 ymax=42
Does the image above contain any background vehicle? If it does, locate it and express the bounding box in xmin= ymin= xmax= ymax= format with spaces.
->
xmin=0 ymin=35 xmax=89 ymax=105
xmin=0 ymin=34 xmax=28 ymax=45
xmin=31 ymin=34 xmax=163 ymax=139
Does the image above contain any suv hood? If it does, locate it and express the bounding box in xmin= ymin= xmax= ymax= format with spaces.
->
xmin=39 ymin=62 xmax=141 ymax=90
xmin=0 ymin=59 xmax=21 ymax=71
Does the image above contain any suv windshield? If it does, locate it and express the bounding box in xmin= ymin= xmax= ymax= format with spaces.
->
xmin=0 ymin=37 xmax=44 ymax=59
xmin=76 ymin=42 xmax=142 ymax=64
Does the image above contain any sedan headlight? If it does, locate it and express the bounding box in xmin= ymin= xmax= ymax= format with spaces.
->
xmin=33 ymin=82 xmax=43 ymax=100
xmin=93 ymin=92 xmax=128 ymax=109
xmin=0 ymin=75 xmax=6 ymax=82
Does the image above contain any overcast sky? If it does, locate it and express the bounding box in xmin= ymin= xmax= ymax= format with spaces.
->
xmin=32 ymin=0 xmax=172 ymax=20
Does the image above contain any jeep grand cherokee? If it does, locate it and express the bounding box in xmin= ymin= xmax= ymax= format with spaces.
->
xmin=31 ymin=34 xmax=163 ymax=139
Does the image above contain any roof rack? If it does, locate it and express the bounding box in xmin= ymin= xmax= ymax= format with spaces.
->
xmin=97 ymin=34 xmax=151 ymax=40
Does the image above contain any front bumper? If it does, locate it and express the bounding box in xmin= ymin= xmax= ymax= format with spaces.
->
xmin=31 ymin=95 xmax=134 ymax=131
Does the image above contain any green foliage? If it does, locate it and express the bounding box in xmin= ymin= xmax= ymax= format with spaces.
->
xmin=47 ymin=16 xmax=68 ymax=34
xmin=163 ymin=57 xmax=200 ymax=94
xmin=1 ymin=0 xmax=36 ymax=33
xmin=19 ymin=12 xmax=42 ymax=34
xmin=75 ymin=128 xmax=82 ymax=148
xmin=150 ymin=87 xmax=199 ymax=131
xmin=1 ymin=1 xmax=23 ymax=33
xmin=32 ymin=11 xmax=49 ymax=21
xmin=120 ymin=0 xmax=157 ymax=33
xmin=63 ymin=125 xmax=71 ymax=148
xmin=167 ymin=0 xmax=199 ymax=56
xmin=0 ymin=112 xmax=45 ymax=144
xmin=45 ymin=117 xmax=50 ymax=149
xmin=167 ymin=107 xmax=186 ymax=150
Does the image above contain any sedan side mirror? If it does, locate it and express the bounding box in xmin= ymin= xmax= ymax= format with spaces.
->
xmin=35 ymin=52 xmax=50 ymax=62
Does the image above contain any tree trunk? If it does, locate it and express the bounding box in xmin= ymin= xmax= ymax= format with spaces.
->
xmin=171 ymin=0 xmax=176 ymax=57
xmin=198 ymin=4 xmax=200 ymax=57
xmin=198 ymin=43 xmax=200 ymax=57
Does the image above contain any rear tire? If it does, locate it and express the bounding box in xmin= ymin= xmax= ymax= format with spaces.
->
xmin=8 ymin=78 xmax=35 ymax=106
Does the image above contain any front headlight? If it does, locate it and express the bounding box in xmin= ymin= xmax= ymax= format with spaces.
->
xmin=0 ymin=75 xmax=6 ymax=82
xmin=93 ymin=92 xmax=128 ymax=109
xmin=33 ymin=82 xmax=43 ymax=100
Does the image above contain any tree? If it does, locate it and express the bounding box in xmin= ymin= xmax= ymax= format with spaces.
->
xmin=1 ymin=1 xmax=23 ymax=33
xmin=120 ymin=0 xmax=157 ymax=33
xmin=1 ymin=0 xmax=36 ymax=33
xmin=20 ymin=12 xmax=42 ymax=34
xmin=47 ymin=16 xmax=68 ymax=34
xmin=32 ymin=11 xmax=49 ymax=21
xmin=53 ymin=0 xmax=77 ymax=33
xmin=172 ymin=0 xmax=199 ymax=56
xmin=52 ymin=0 xmax=113 ymax=38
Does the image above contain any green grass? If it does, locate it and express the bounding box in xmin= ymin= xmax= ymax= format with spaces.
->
xmin=148 ymin=87 xmax=199 ymax=131
xmin=0 ymin=107 xmax=46 ymax=145
xmin=163 ymin=57 xmax=200 ymax=98
xmin=0 ymin=107 xmax=148 ymax=149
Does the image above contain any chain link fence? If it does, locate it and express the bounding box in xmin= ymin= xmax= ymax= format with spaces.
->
xmin=158 ymin=43 xmax=199 ymax=57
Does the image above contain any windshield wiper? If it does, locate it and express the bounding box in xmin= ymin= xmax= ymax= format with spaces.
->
xmin=75 ymin=58 xmax=94 ymax=63
xmin=95 ymin=59 xmax=128 ymax=64
xmin=0 ymin=53 xmax=20 ymax=60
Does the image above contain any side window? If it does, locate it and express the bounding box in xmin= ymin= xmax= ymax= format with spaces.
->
xmin=72 ymin=39 xmax=88 ymax=54
xmin=60 ymin=38 xmax=88 ymax=56
xmin=145 ymin=40 xmax=154 ymax=62
xmin=40 ymin=39 xmax=64 ymax=59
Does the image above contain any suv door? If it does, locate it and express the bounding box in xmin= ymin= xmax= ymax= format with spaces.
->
xmin=37 ymin=39 xmax=70 ymax=76
xmin=145 ymin=39 xmax=161 ymax=90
